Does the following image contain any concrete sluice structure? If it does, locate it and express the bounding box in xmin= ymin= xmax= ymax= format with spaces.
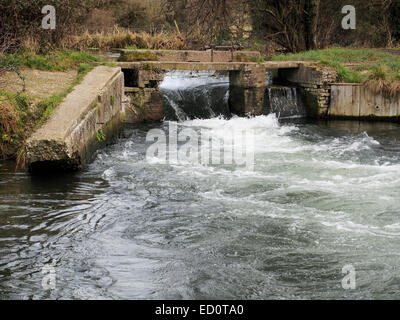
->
xmin=25 ymin=66 xmax=126 ymax=172
xmin=119 ymin=60 xmax=310 ymax=122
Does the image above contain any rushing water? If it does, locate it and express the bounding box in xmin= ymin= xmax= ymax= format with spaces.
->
xmin=264 ymin=86 xmax=306 ymax=119
xmin=160 ymin=71 xmax=231 ymax=121
xmin=1 ymin=73 xmax=400 ymax=300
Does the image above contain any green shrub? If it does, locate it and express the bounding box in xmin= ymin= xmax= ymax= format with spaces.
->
xmin=96 ymin=129 xmax=106 ymax=142
xmin=319 ymin=60 xmax=363 ymax=83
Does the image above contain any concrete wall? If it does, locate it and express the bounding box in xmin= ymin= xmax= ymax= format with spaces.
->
xmin=119 ymin=60 xmax=400 ymax=122
xmin=329 ymin=84 xmax=400 ymax=120
xmin=122 ymin=67 xmax=165 ymax=88
xmin=229 ymin=65 xmax=267 ymax=116
xmin=119 ymin=49 xmax=261 ymax=63
xmin=120 ymin=61 xmax=301 ymax=119
xmin=122 ymin=67 xmax=165 ymax=122
xmin=25 ymin=66 xmax=125 ymax=172
xmin=278 ymin=63 xmax=337 ymax=118
xmin=124 ymin=88 xmax=164 ymax=123
xmin=118 ymin=61 xmax=301 ymax=72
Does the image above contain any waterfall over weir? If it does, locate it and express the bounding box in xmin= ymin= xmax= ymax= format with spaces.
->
xmin=159 ymin=70 xmax=306 ymax=120
xmin=264 ymin=86 xmax=306 ymax=119
xmin=160 ymin=71 xmax=231 ymax=121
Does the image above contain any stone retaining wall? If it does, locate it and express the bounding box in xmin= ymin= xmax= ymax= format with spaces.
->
xmin=124 ymin=88 xmax=164 ymax=123
xmin=122 ymin=66 xmax=165 ymax=122
xmin=278 ymin=63 xmax=337 ymax=118
xmin=229 ymin=64 xmax=267 ymax=115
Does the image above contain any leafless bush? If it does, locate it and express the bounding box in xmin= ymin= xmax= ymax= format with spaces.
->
xmin=164 ymin=0 xmax=251 ymax=46
xmin=0 ymin=0 xmax=103 ymax=51
xmin=65 ymin=27 xmax=185 ymax=50
xmin=0 ymin=32 xmax=25 ymax=96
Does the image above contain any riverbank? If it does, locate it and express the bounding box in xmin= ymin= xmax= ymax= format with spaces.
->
xmin=273 ymin=48 xmax=400 ymax=96
xmin=23 ymin=65 xmax=124 ymax=173
xmin=0 ymin=50 xmax=102 ymax=161
xmin=0 ymin=29 xmax=191 ymax=162
xmin=2 ymin=46 xmax=400 ymax=163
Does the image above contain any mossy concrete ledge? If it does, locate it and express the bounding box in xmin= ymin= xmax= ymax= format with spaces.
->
xmin=25 ymin=66 xmax=125 ymax=173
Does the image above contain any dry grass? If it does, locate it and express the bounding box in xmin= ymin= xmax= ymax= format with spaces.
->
xmin=0 ymin=101 xmax=19 ymax=134
xmin=63 ymin=27 xmax=186 ymax=51
xmin=0 ymin=69 xmax=76 ymax=102
xmin=0 ymin=97 xmax=27 ymax=160
xmin=363 ymin=64 xmax=400 ymax=97
xmin=21 ymin=37 xmax=41 ymax=54
xmin=364 ymin=79 xmax=400 ymax=98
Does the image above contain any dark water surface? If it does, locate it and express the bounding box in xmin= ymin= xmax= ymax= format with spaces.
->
xmin=1 ymin=117 xmax=400 ymax=300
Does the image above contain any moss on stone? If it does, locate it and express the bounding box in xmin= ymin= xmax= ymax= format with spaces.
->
xmin=96 ymin=129 xmax=106 ymax=142
xmin=141 ymin=63 xmax=162 ymax=74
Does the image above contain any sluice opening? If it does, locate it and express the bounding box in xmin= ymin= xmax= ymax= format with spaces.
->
xmin=158 ymin=70 xmax=306 ymax=121
xmin=159 ymin=70 xmax=231 ymax=121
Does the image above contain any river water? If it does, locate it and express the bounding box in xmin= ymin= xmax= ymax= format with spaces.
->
xmin=1 ymin=74 xmax=400 ymax=300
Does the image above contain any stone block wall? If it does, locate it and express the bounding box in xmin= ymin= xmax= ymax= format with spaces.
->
xmin=278 ymin=63 xmax=337 ymax=118
xmin=122 ymin=66 xmax=165 ymax=122
xmin=229 ymin=65 xmax=267 ymax=116
xmin=137 ymin=69 xmax=165 ymax=88
xmin=125 ymin=88 xmax=164 ymax=123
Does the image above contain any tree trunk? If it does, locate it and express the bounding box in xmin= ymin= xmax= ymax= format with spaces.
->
xmin=304 ymin=0 xmax=320 ymax=50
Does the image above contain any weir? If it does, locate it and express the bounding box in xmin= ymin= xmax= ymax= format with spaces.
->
xmin=264 ymin=86 xmax=306 ymax=119
xmin=160 ymin=71 xmax=231 ymax=121
xmin=29 ymin=50 xmax=386 ymax=173
xmin=118 ymin=60 xmax=307 ymax=121
xmin=24 ymin=56 xmax=334 ymax=172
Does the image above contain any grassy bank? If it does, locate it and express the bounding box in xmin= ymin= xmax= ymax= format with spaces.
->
xmin=0 ymin=50 xmax=101 ymax=160
xmin=0 ymin=50 xmax=100 ymax=72
xmin=118 ymin=50 xmax=159 ymax=62
xmin=273 ymin=48 xmax=400 ymax=96
xmin=34 ymin=63 xmax=99 ymax=128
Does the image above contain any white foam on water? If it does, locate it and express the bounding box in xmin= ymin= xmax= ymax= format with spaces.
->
xmin=100 ymin=113 xmax=400 ymax=247
xmin=160 ymin=70 xmax=228 ymax=90
xmin=163 ymin=95 xmax=188 ymax=122
xmin=102 ymin=167 xmax=116 ymax=180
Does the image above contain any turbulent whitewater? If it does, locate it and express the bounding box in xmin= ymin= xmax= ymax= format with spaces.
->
xmin=1 ymin=73 xmax=400 ymax=299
